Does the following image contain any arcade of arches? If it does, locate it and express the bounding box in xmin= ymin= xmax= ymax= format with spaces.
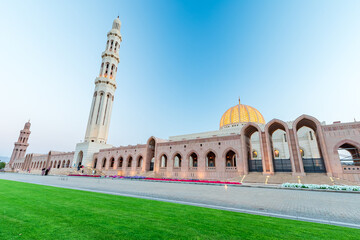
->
xmin=8 ymin=114 xmax=360 ymax=183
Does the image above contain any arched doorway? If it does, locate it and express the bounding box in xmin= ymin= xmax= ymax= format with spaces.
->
xmin=77 ymin=151 xmax=83 ymax=168
xmin=270 ymin=129 xmax=291 ymax=172
xmin=265 ymin=120 xmax=293 ymax=172
xmin=337 ymin=143 xmax=360 ymax=166
xmin=147 ymin=137 xmax=156 ymax=171
xmin=243 ymin=125 xmax=263 ymax=172
xmin=295 ymin=119 xmax=326 ymax=173
xmin=225 ymin=150 xmax=236 ymax=167
xmin=189 ymin=153 xmax=198 ymax=168
xmin=93 ymin=158 xmax=97 ymax=168
xmin=150 ymin=158 xmax=155 ymax=171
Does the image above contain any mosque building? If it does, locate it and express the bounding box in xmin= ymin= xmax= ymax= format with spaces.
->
xmin=7 ymin=18 xmax=360 ymax=183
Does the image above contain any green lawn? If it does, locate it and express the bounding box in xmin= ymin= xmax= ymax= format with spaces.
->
xmin=0 ymin=179 xmax=358 ymax=240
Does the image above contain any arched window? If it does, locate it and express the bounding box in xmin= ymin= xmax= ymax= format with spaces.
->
xmin=274 ymin=149 xmax=280 ymax=158
xmin=106 ymin=40 xmax=109 ymax=50
xmin=110 ymin=40 xmax=113 ymax=50
xmin=62 ymin=160 xmax=65 ymax=168
xmin=189 ymin=153 xmax=198 ymax=167
xmin=118 ymin=157 xmax=123 ymax=168
xmin=66 ymin=160 xmax=70 ymax=168
xmin=173 ymin=154 xmax=181 ymax=168
xmin=252 ymin=150 xmax=258 ymax=159
xmin=206 ymin=152 xmax=216 ymax=167
xmin=102 ymin=158 xmax=107 ymax=169
xmin=160 ymin=155 xmax=167 ymax=168
xmin=338 ymin=143 xmax=360 ymax=166
xmin=127 ymin=156 xmax=133 ymax=168
xmin=50 ymin=161 xmax=53 ymax=168
xmin=110 ymin=157 xmax=115 ymax=168
xmin=225 ymin=150 xmax=236 ymax=167
xmin=93 ymin=158 xmax=97 ymax=168
xmin=137 ymin=156 xmax=143 ymax=168
xmin=110 ymin=64 xmax=115 ymax=79
xmin=105 ymin=63 xmax=109 ymax=77
xmin=114 ymin=42 xmax=118 ymax=51
xmin=53 ymin=161 xmax=57 ymax=168
xmin=77 ymin=151 xmax=83 ymax=167
xmin=57 ymin=161 xmax=61 ymax=168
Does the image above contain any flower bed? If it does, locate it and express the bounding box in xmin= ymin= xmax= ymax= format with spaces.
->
xmin=282 ymin=183 xmax=360 ymax=192
xmin=68 ymin=174 xmax=101 ymax=178
xmin=107 ymin=175 xmax=241 ymax=185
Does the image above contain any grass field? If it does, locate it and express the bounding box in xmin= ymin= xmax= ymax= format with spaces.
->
xmin=0 ymin=179 xmax=359 ymax=239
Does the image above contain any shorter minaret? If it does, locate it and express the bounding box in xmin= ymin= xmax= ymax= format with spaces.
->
xmin=9 ymin=121 xmax=31 ymax=168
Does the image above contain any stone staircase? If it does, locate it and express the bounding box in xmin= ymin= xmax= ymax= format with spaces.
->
xmin=71 ymin=167 xmax=106 ymax=176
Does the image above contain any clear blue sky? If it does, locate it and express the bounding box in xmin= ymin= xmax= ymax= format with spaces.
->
xmin=1 ymin=0 xmax=360 ymax=157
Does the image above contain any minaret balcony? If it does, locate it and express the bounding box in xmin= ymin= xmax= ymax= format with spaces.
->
xmin=101 ymin=51 xmax=119 ymax=62
xmin=95 ymin=76 xmax=117 ymax=88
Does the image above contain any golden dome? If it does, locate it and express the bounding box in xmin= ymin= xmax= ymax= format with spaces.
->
xmin=220 ymin=100 xmax=265 ymax=129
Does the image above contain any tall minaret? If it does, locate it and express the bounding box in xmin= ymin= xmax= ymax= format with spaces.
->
xmin=9 ymin=121 xmax=31 ymax=167
xmin=85 ymin=17 xmax=122 ymax=144
xmin=73 ymin=17 xmax=122 ymax=167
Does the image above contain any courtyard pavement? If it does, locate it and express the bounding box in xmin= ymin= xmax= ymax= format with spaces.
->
xmin=1 ymin=173 xmax=359 ymax=229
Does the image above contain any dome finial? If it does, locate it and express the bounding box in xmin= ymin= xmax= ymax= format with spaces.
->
xmin=238 ymin=97 xmax=241 ymax=105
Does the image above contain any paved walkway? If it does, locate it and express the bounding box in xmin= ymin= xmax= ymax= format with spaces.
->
xmin=1 ymin=173 xmax=359 ymax=229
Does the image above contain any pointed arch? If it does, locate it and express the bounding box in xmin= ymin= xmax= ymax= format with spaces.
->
xmin=109 ymin=157 xmax=115 ymax=168
xmin=159 ymin=153 xmax=168 ymax=168
xmin=172 ymin=152 xmax=182 ymax=168
xmin=102 ymin=158 xmax=107 ymax=169
xmin=188 ymin=151 xmax=198 ymax=168
xmin=137 ymin=155 xmax=143 ymax=168
xmin=118 ymin=156 xmax=124 ymax=168
xmin=224 ymin=149 xmax=237 ymax=167
xmin=221 ymin=147 xmax=240 ymax=158
xmin=292 ymin=114 xmax=328 ymax=173
xmin=77 ymin=151 xmax=83 ymax=167
xmin=205 ymin=151 xmax=216 ymax=168
xmin=127 ymin=155 xmax=133 ymax=168
xmin=334 ymin=139 xmax=360 ymax=167
xmin=241 ymin=122 xmax=266 ymax=174
xmin=265 ymin=119 xmax=294 ymax=173
xmin=146 ymin=136 xmax=157 ymax=171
